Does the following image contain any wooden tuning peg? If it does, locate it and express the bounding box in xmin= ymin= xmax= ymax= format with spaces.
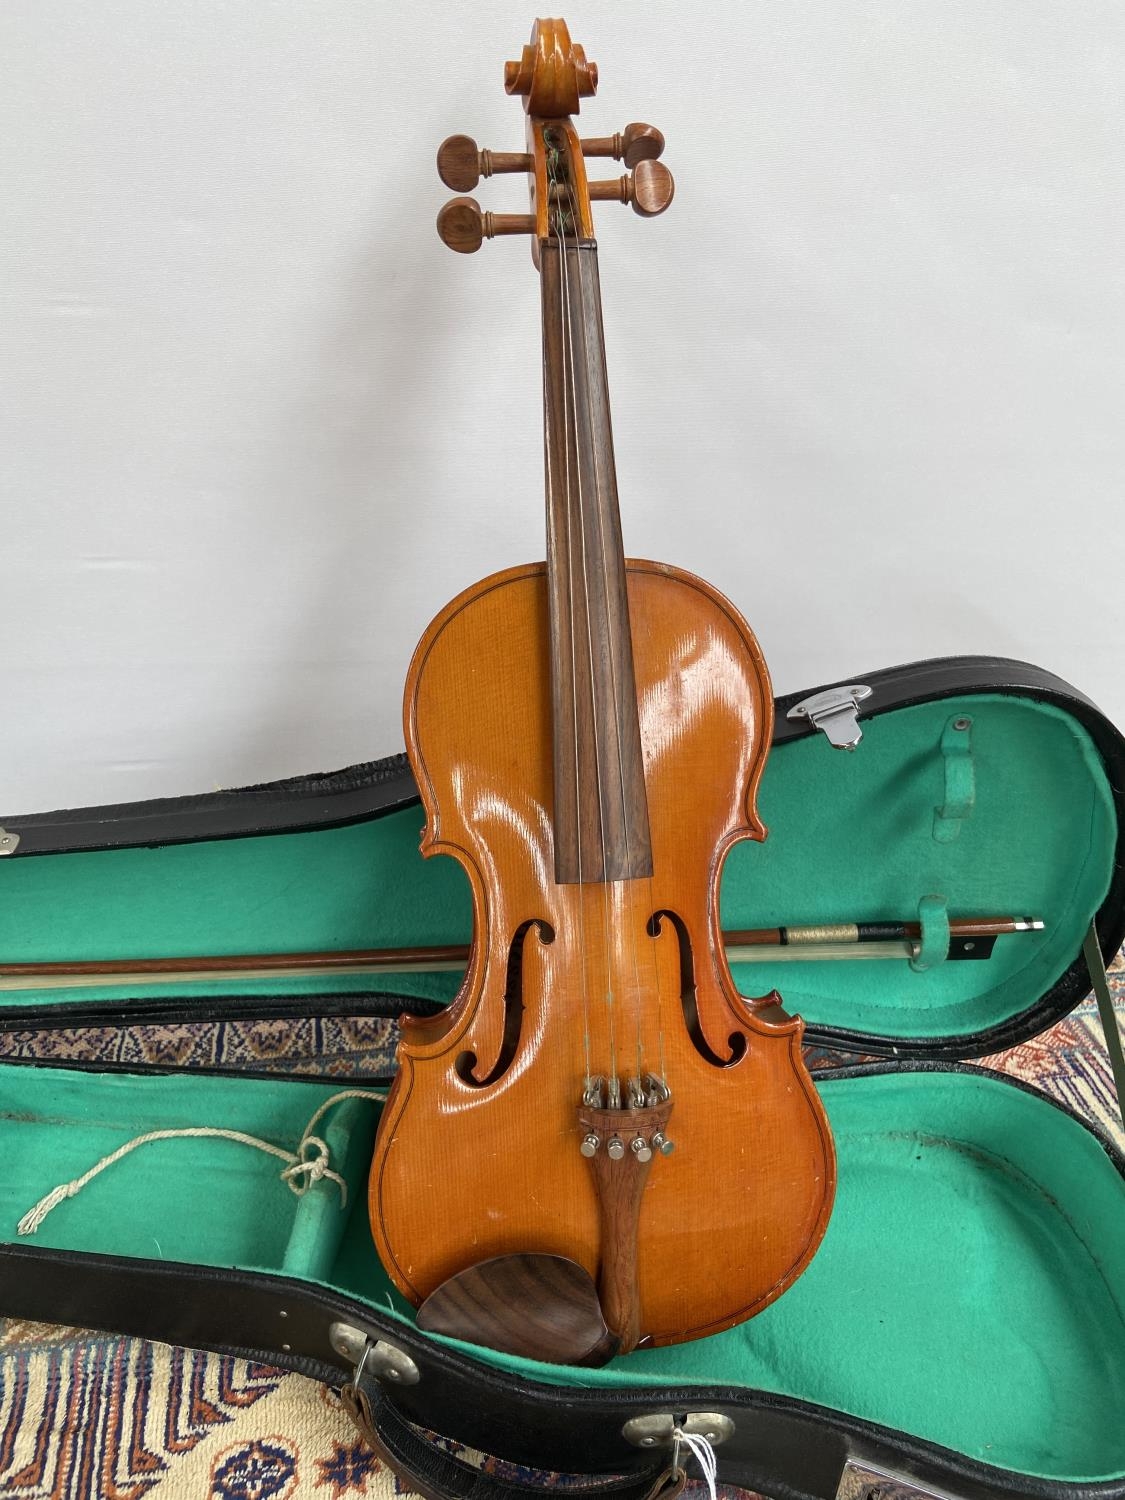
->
xmin=588 ymin=159 xmax=675 ymax=218
xmin=437 ymin=135 xmax=532 ymax=193
xmin=436 ymin=196 xmax=536 ymax=254
xmin=580 ymin=122 xmax=665 ymax=169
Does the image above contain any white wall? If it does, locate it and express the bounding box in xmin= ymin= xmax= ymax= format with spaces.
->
xmin=3 ymin=1 xmax=1123 ymax=813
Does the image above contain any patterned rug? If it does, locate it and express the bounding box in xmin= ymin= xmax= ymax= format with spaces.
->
xmin=1 ymin=966 xmax=1122 ymax=1500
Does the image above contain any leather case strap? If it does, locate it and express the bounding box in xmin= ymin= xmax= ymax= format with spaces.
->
xmin=341 ymin=1379 xmax=684 ymax=1500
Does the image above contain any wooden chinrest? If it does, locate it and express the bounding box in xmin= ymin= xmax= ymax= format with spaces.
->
xmin=417 ymin=1253 xmax=619 ymax=1367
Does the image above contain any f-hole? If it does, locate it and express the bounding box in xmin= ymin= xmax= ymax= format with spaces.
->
xmin=648 ymin=909 xmax=747 ymax=1068
xmin=456 ymin=918 xmax=555 ymax=1087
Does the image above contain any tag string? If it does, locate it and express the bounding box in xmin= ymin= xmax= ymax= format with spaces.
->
xmin=672 ymin=1427 xmax=719 ymax=1500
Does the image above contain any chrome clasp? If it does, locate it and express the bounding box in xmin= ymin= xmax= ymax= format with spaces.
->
xmin=621 ymin=1411 xmax=734 ymax=1449
xmin=786 ymin=683 xmax=873 ymax=750
xmin=329 ymin=1321 xmax=420 ymax=1387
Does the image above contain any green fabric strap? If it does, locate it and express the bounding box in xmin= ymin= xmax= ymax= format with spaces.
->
xmin=932 ymin=714 xmax=975 ymax=843
xmin=1082 ymin=925 xmax=1125 ymax=1128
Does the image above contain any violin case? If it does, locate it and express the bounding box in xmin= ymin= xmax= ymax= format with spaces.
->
xmin=1 ymin=653 xmax=1123 ymax=1500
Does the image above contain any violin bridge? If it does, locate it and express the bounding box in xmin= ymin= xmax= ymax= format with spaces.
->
xmin=577 ymin=1077 xmax=674 ymax=1354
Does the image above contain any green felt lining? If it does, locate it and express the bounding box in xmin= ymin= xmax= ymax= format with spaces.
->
xmin=0 ymin=693 xmax=1115 ymax=1046
xmin=1 ymin=1065 xmax=1121 ymax=1483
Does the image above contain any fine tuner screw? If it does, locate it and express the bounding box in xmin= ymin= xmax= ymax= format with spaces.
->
xmin=579 ymin=1131 xmax=673 ymax=1160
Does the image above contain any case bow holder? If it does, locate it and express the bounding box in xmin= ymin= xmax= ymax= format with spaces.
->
xmin=909 ymin=895 xmax=951 ymax=972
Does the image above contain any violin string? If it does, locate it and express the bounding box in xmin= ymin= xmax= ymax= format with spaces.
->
xmin=562 ymin=176 xmax=653 ymax=1091
xmin=562 ymin=162 xmax=669 ymax=1092
xmin=544 ymin=236 xmax=592 ymax=1092
xmin=555 ymin=178 xmax=618 ymax=1091
xmin=559 ymin=176 xmax=625 ymax=1096
xmin=548 ymin=133 xmax=610 ymax=1088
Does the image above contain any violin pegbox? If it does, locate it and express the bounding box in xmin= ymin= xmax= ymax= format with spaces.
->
xmin=435 ymin=18 xmax=674 ymax=255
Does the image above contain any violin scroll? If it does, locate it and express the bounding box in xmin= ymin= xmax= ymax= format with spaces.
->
xmin=435 ymin=20 xmax=674 ymax=254
xmin=504 ymin=18 xmax=597 ymax=117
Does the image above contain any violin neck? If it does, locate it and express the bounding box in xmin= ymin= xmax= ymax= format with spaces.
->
xmin=541 ymin=239 xmax=653 ymax=885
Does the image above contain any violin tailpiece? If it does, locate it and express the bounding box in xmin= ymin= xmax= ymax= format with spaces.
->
xmin=577 ymin=1091 xmax=675 ymax=1355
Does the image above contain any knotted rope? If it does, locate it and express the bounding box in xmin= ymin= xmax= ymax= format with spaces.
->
xmin=17 ymin=1087 xmax=385 ymax=1237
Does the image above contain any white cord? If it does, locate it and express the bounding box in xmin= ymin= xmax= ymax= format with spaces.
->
xmin=672 ymin=1427 xmax=719 ymax=1500
xmin=16 ymin=1087 xmax=385 ymax=1237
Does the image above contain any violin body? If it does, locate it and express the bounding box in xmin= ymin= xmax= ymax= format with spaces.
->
xmin=368 ymin=20 xmax=835 ymax=1355
xmin=370 ymin=558 xmax=835 ymax=1347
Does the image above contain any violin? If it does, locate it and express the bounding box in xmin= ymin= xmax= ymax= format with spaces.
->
xmin=368 ymin=19 xmax=835 ymax=1360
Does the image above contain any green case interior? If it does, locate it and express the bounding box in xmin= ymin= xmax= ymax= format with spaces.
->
xmin=1 ymin=689 xmax=1123 ymax=1487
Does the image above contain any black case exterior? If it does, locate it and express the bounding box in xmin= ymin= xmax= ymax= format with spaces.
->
xmin=2 ymin=656 xmax=1124 ymax=1500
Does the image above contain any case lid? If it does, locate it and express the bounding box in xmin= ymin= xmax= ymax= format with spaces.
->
xmin=0 ymin=657 xmax=1121 ymax=1063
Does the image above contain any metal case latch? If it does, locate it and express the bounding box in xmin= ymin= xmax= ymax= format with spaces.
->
xmin=329 ymin=1321 xmax=420 ymax=1386
xmin=621 ymin=1411 xmax=734 ymax=1449
xmin=0 ymin=827 xmax=20 ymax=856
xmin=837 ymin=1456 xmax=963 ymax=1498
xmin=786 ymin=683 xmax=873 ymax=750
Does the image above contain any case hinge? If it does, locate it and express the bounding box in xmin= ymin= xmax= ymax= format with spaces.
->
xmin=621 ymin=1411 xmax=734 ymax=1449
xmin=786 ymin=684 xmax=873 ymax=750
xmin=836 ymin=1456 xmax=964 ymax=1499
